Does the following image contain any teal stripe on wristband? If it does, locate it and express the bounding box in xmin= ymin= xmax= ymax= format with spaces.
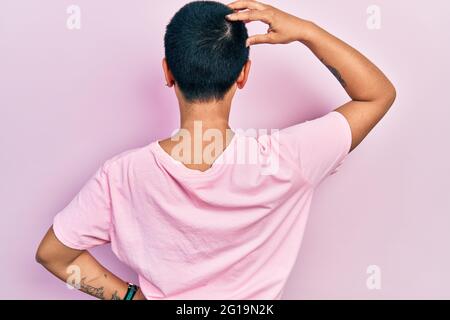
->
xmin=124 ymin=283 xmax=138 ymax=300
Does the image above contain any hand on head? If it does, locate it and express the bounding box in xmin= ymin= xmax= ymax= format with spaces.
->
xmin=226 ymin=0 xmax=309 ymax=46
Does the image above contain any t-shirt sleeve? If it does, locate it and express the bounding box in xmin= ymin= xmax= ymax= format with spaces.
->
xmin=53 ymin=163 xmax=112 ymax=250
xmin=279 ymin=111 xmax=352 ymax=186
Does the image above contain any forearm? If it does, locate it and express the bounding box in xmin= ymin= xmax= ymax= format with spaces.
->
xmin=298 ymin=20 xmax=395 ymax=102
xmin=41 ymin=250 xmax=145 ymax=300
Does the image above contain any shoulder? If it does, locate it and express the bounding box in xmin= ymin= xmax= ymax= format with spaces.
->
xmin=101 ymin=143 xmax=153 ymax=175
xmin=276 ymin=111 xmax=351 ymax=149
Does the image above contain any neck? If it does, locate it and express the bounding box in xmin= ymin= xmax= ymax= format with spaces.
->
xmin=179 ymin=99 xmax=232 ymax=133
xmin=159 ymin=97 xmax=235 ymax=170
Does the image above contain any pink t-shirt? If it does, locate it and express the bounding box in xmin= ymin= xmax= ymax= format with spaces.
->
xmin=53 ymin=111 xmax=352 ymax=300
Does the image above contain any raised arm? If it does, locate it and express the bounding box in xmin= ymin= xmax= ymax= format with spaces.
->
xmin=226 ymin=0 xmax=396 ymax=151
xmin=36 ymin=226 xmax=146 ymax=300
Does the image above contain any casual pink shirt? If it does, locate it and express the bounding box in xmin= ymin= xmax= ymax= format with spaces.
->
xmin=53 ymin=111 xmax=352 ymax=300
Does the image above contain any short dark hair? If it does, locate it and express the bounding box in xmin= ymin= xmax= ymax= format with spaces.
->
xmin=164 ymin=1 xmax=250 ymax=102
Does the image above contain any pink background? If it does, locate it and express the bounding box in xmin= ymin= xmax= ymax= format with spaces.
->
xmin=1 ymin=0 xmax=449 ymax=299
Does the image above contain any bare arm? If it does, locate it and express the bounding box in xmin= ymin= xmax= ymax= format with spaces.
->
xmin=227 ymin=0 xmax=396 ymax=151
xmin=36 ymin=226 xmax=146 ymax=300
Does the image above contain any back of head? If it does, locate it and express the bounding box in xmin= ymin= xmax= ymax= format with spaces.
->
xmin=164 ymin=1 xmax=250 ymax=103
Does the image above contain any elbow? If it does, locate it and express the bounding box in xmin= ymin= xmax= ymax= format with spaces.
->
xmin=35 ymin=239 xmax=55 ymax=267
xmin=35 ymin=244 xmax=49 ymax=266
xmin=36 ymin=226 xmax=81 ymax=269
xmin=385 ymin=75 xmax=397 ymax=103
xmin=378 ymin=81 xmax=397 ymax=108
xmin=387 ymin=82 xmax=397 ymax=105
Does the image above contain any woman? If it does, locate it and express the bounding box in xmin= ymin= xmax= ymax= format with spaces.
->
xmin=36 ymin=0 xmax=396 ymax=300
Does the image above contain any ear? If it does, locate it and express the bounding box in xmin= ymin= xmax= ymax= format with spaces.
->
xmin=236 ymin=60 xmax=252 ymax=90
xmin=162 ymin=58 xmax=175 ymax=87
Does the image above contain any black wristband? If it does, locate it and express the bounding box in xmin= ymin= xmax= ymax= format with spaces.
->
xmin=123 ymin=283 xmax=139 ymax=300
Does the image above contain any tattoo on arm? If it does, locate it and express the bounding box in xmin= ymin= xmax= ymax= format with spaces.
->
xmin=321 ymin=58 xmax=347 ymax=88
xmin=111 ymin=291 xmax=122 ymax=300
xmin=80 ymin=277 xmax=105 ymax=300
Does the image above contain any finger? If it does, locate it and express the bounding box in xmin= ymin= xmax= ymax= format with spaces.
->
xmin=227 ymin=0 xmax=266 ymax=11
xmin=246 ymin=34 xmax=272 ymax=46
xmin=226 ymin=10 xmax=271 ymax=24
